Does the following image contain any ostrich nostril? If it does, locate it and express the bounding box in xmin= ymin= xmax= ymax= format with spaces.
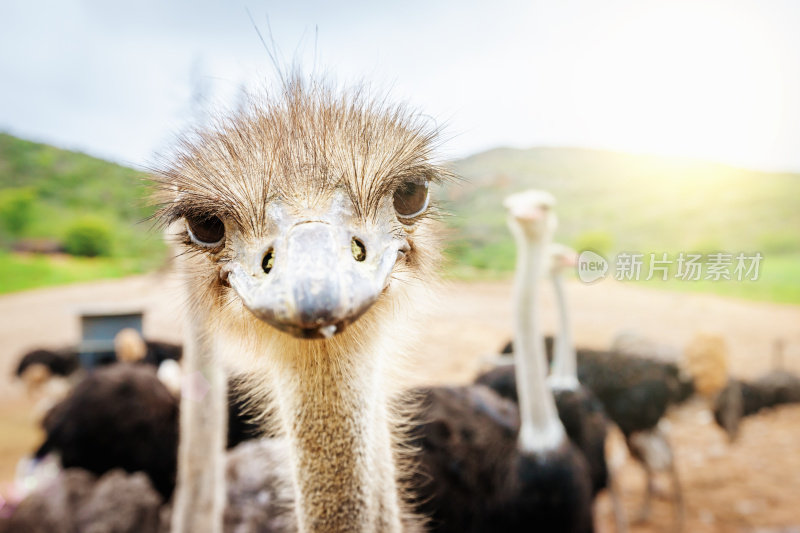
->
xmin=351 ymin=237 xmax=366 ymax=262
xmin=219 ymin=268 xmax=231 ymax=287
xmin=262 ymin=249 xmax=275 ymax=274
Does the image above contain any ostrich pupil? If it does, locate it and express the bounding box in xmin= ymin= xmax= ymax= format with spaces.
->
xmin=187 ymin=214 xmax=224 ymax=245
xmin=393 ymin=180 xmax=429 ymax=220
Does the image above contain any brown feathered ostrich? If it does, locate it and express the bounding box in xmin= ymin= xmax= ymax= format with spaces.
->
xmin=152 ymin=76 xmax=448 ymax=533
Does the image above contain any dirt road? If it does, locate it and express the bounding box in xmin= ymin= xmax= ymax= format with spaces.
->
xmin=1 ymin=274 xmax=799 ymax=531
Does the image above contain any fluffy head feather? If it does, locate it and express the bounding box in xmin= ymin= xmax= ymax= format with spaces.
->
xmin=148 ymin=73 xmax=452 ymax=401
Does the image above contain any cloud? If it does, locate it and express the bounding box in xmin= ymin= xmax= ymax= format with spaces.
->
xmin=1 ymin=0 xmax=799 ymax=171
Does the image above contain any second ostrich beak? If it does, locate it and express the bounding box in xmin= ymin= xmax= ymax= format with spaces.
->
xmin=226 ymin=218 xmax=406 ymax=340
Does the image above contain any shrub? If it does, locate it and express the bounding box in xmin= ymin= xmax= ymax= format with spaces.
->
xmin=759 ymin=232 xmax=799 ymax=255
xmin=64 ymin=218 xmax=112 ymax=257
xmin=573 ymin=230 xmax=614 ymax=257
xmin=0 ymin=187 xmax=36 ymax=235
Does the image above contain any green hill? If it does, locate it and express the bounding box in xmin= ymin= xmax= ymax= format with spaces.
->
xmin=440 ymin=147 xmax=800 ymax=302
xmin=0 ymin=133 xmax=167 ymax=292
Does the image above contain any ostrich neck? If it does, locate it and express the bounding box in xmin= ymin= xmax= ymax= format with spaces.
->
xmin=549 ymin=272 xmax=580 ymax=390
xmin=513 ymin=232 xmax=566 ymax=454
xmin=172 ymin=309 xmax=228 ymax=533
xmin=273 ymin=344 xmax=402 ymax=533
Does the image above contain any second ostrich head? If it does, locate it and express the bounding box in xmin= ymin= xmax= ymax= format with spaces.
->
xmin=504 ymin=189 xmax=557 ymax=244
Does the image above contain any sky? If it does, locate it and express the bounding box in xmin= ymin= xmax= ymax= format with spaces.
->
xmin=1 ymin=0 xmax=799 ymax=171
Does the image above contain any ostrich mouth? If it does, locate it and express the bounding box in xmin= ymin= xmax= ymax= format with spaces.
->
xmin=274 ymin=320 xmax=349 ymax=340
xmin=226 ymin=220 xmax=403 ymax=340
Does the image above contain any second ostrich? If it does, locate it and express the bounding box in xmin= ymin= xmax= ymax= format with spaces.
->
xmin=154 ymin=76 xmax=449 ymax=533
xmin=481 ymin=338 xmax=692 ymax=528
xmin=500 ymin=190 xmax=593 ymax=532
xmin=475 ymin=243 xmax=614 ymax=499
xmin=406 ymin=215 xmax=592 ymax=533
xmin=409 ymin=193 xmax=594 ymax=532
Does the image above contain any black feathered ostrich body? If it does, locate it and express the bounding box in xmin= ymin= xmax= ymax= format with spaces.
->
xmin=480 ymin=335 xmax=692 ymax=527
xmin=152 ymin=78 xmax=449 ymax=533
xmin=34 ymin=364 xmax=179 ymax=500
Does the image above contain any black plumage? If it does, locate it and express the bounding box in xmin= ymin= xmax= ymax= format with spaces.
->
xmin=33 ymin=360 xmax=263 ymax=504
xmin=142 ymin=340 xmax=182 ymax=366
xmin=15 ymin=348 xmax=80 ymax=377
xmin=575 ymin=347 xmax=692 ymax=435
xmin=15 ymin=339 xmax=180 ymax=378
xmin=477 ymin=338 xmax=610 ymax=496
xmin=480 ymin=338 xmax=692 ymax=526
xmin=714 ymin=369 xmax=800 ymax=440
xmin=551 ymin=387 xmax=609 ymax=495
xmin=34 ymin=364 xmax=179 ymax=500
xmin=409 ymin=385 xmax=594 ymax=533
xmin=227 ymin=377 xmax=266 ymax=448
xmin=480 ymin=337 xmax=694 ymax=439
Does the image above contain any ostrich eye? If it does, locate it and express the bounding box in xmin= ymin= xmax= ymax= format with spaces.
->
xmin=393 ymin=179 xmax=429 ymax=222
xmin=185 ymin=214 xmax=225 ymax=247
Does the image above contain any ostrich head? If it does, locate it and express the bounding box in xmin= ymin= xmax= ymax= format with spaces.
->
xmin=153 ymin=78 xmax=448 ymax=348
xmin=548 ymin=243 xmax=577 ymax=276
xmin=114 ymin=328 xmax=147 ymax=363
xmin=504 ymin=189 xmax=557 ymax=242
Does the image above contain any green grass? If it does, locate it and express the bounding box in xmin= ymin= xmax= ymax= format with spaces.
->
xmin=630 ymin=253 xmax=800 ymax=304
xmin=0 ymin=251 xmax=163 ymax=294
xmin=442 ymin=252 xmax=800 ymax=304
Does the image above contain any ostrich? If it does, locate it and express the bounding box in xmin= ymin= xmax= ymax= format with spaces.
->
xmin=410 ymin=381 xmax=594 ymax=533
xmin=481 ymin=337 xmax=693 ymax=528
xmin=479 ymin=233 xmax=700 ymax=529
xmin=15 ymin=348 xmax=80 ymax=379
xmin=15 ymin=348 xmax=81 ymax=419
xmin=29 ymin=364 xmax=266 ymax=507
xmin=713 ymin=369 xmax=800 ymax=441
xmin=112 ymin=328 xmax=258 ymax=444
xmin=153 ymin=76 xmax=450 ymax=533
xmin=477 ymin=241 xmax=615 ymax=497
xmin=34 ymin=363 xmax=179 ymax=500
xmin=544 ymin=244 xmax=626 ymax=530
xmin=545 ymin=244 xmax=614 ymax=491
xmin=414 ymin=190 xmax=593 ymax=532
xmin=114 ymin=328 xmax=183 ymax=367
xmin=1 ymin=469 xmax=164 ymax=533
xmin=498 ymin=189 xmax=593 ymax=531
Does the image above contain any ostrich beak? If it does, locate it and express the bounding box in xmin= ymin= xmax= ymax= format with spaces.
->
xmin=226 ymin=221 xmax=404 ymax=339
xmin=508 ymin=204 xmax=544 ymax=221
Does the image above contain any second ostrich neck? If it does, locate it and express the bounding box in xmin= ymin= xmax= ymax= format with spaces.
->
xmin=513 ymin=233 xmax=566 ymax=454
xmin=273 ymin=341 xmax=402 ymax=533
xmin=172 ymin=308 xmax=227 ymax=533
xmin=549 ymin=272 xmax=580 ymax=390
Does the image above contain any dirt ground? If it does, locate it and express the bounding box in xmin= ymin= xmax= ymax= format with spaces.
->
xmin=1 ymin=273 xmax=799 ymax=532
